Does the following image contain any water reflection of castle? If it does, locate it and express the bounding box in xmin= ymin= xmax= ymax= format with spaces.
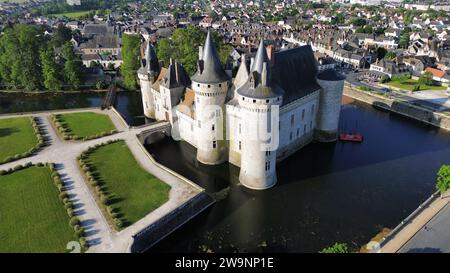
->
xmin=138 ymin=31 xmax=345 ymax=190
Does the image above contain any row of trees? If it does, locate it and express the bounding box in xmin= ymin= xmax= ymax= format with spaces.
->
xmin=0 ymin=24 xmax=83 ymax=91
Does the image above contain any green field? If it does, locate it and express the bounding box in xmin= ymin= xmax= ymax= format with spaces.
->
xmin=0 ymin=166 xmax=76 ymax=252
xmin=0 ymin=117 xmax=38 ymax=163
xmin=49 ymin=10 xmax=94 ymax=19
xmin=57 ymin=112 xmax=116 ymax=139
xmin=86 ymin=141 xmax=170 ymax=227
xmin=386 ymin=79 xmax=444 ymax=91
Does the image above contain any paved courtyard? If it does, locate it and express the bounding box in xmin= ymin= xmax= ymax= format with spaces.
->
xmin=0 ymin=108 xmax=202 ymax=253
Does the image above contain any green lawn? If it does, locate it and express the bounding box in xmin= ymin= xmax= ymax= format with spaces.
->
xmin=57 ymin=112 xmax=116 ymax=139
xmin=386 ymin=79 xmax=444 ymax=91
xmin=0 ymin=166 xmax=76 ymax=252
xmin=0 ymin=117 xmax=38 ymax=163
xmin=49 ymin=10 xmax=94 ymax=19
xmin=86 ymin=141 xmax=170 ymax=227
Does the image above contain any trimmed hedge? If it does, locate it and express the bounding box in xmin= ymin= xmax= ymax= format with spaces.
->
xmin=77 ymin=139 xmax=125 ymax=230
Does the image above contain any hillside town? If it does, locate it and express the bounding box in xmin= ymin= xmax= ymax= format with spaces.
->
xmin=0 ymin=1 xmax=449 ymax=112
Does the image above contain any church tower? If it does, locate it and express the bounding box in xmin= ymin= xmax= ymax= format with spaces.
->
xmin=138 ymin=41 xmax=160 ymax=119
xmin=191 ymin=31 xmax=231 ymax=165
xmin=236 ymin=40 xmax=284 ymax=190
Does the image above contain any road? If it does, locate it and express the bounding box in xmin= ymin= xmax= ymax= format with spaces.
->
xmin=344 ymin=69 xmax=450 ymax=112
xmin=399 ymin=200 xmax=450 ymax=253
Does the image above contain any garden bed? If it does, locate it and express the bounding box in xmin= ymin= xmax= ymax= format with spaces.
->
xmin=50 ymin=112 xmax=117 ymax=141
xmin=0 ymin=163 xmax=87 ymax=252
xmin=0 ymin=116 xmax=46 ymax=164
xmin=77 ymin=140 xmax=170 ymax=230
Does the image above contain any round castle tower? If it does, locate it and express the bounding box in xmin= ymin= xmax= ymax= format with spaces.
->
xmin=191 ymin=31 xmax=230 ymax=165
xmin=314 ymin=69 xmax=345 ymax=142
xmin=237 ymin=41 xmax=284 ymax=190
xmin=138 ymin=41 xmax=160 ymax=119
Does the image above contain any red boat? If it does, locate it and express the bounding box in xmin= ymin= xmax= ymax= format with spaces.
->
xmin=339 ymin=133 xmax=363 ymax=142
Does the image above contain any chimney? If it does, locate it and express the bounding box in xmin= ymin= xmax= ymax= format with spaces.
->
xmin=261 ymin=62 xmax=268 ymax=87
xmin=198 ymin=46 xmax=203 ymax=60
xmin=266 ymin=44 xmax=274 ymax=66
xmin=175 ymin=61 xmax=180 ymax=84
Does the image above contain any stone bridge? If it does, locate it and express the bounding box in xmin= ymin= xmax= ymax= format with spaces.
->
xmin=135 ymin=121 xmax=172 ymax=145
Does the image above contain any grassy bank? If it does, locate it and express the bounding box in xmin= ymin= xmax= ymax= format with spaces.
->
xmin=78 ymin=140 xmax=170 ymax=230
xmin=0 ymin=164 xmax=81 ymax=252
xmin=386 ymin=79 xmax=443 ymax=91
xmin=51 ymin=112 xmax=117 ymax=141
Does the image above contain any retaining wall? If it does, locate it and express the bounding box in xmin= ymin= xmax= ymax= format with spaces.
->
xmin=344 ymin=86 xmax=450 ymax=131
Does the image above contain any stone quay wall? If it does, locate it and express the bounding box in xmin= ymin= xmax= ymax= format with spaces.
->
xmin=344 ymin=85 xmax=450 ymax=131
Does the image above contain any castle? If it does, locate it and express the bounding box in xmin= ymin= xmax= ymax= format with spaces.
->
xmin=138 ymin=31 xmax=345 ymax=190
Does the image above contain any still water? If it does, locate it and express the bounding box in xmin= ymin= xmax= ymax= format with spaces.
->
xmin=145 ymin=99 xmax=450 ymax=253
xmin=0 ymin=91 xmax=147 ymax=126
xmin=2 ymin=91 xmax=449 ymax=252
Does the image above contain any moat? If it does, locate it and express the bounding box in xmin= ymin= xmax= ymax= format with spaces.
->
xmin=1 ymin=91 xmax=450 ymax=252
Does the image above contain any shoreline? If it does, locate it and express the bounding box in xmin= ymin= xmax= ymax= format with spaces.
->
xmin=343 ymin=84 xmax=450 ymax=131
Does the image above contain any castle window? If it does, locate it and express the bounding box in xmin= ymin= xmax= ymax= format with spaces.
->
xmin=302 ymin=109 xmax=305 ymax=120
xmin=212 ymin=141 xmax=217 ymax=149
xmin=212 ymin=124 xmax=215 ymax=131
xmin=198 ymin=84 xmax=200 ymax=87
xmin=304 ymin=124 xmax=307 ymax=134
xmin=216 ymin=109 xmax=221 ymax=117
xmin=297 ymin=128 xmax=300 ymax=137
xmin=253 ymin=99 xmax=256 ymax=103
xmin=198 ymin=120 xmax=201 ymax=128
xmin=219 ymin=84 xmax=222 ymax=87
xmin=265 ymin=161 xmax=271 ymax=171
xmin=242 ymin=97 xmax=245 ymax=101
xmin=266 ymin=99 xmax=269 ymax=103
xmin=266 ymin=151 xmax=271 ymax=156
xmin=239 ymin=124 xmax=242 ymax=134
xmin=239 ymin=141 xmax=241 ymax=150
xmin=311 ymin=104 xmax=315 ymax=114
xmin=208 ymin=85 xmax=211 ymax=88
xmin=290 ymin=132 xmax=293 ymax=141
xmin=291 ymin=114 xmax=294 ymax=125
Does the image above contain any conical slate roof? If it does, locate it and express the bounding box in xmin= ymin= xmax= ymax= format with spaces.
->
xmin=237 ymin=40 xmax=283 ymax=99
xmin=144 ymin=42 xmax=159 ymax=75
xmin=191 ymin=31 xmax=230 ymax=84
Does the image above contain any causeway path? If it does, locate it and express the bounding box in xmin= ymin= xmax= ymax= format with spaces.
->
xmin=0 ymin=108 xmax=201 ymax=253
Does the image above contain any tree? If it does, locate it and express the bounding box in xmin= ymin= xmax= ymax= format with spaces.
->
xmin=436 ymin=165 xmax=450 ymax=199
xmin=40 ymin=46 xmax=63 ymax=91
xmin=376 ymin=47 xmax=387 ymax=60
xmin=51 ymin=24 xmax=73 ymax=47
xmin=155 ymin=26 xmax=232 ymax=75
xmin=121 ymin=34 xmax=141 ymax=90
xmin=0 ymin=24 xmax=46 ymax=90
xmin=319 ymin=243 xmax=349 ymax=253
xmin=62 ymin=42 xmax=83 ymax=90
xmin=385 ymin=51 xmax=397 ymax=60
xmin=418 ymin=71 xmax=434 ymax=86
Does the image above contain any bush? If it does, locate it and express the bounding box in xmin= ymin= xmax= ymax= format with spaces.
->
xmin=57 ymin=184 xmax=64 ymax=192
xmin=65 ymin=203 xmax=73 ymax=210
xmin=67 ymin=208 xmax=74 ymax=217
xmin=13 ymin=165 xmax=24 ymax=171
xmin=0 ymin=170 xmax=7 ymax=175
xmin=75 ymin=228 xmax=85 ymax=238
xmin=100 ymin=194 xmax=109 ymax=205
xmin=69 ymin=217 xmax=80 ymax=226
xmin=114 ymin=218 xmax=123 ymax=229
xmin=80 ymin=237 xmax=88 ymax=248
xmin=59 ymin=192 xmax=69 ymax=200
xmin=25 ymin=162 xmax=33 ymax=168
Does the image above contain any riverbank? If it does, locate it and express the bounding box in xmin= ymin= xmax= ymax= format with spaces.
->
xmin=343 ymin=84 xmax=450 ymax=131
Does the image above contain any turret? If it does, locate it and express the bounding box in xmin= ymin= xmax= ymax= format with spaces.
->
xmin=192 ymin=31 xmax=230 ymax=165
xmin=236 ymin=40 xmax=284 ymax=190
xmin=314 ymin=69 xmax=345 ymax=142
xmin=138 ymin=41 xmax=160 ymax=119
